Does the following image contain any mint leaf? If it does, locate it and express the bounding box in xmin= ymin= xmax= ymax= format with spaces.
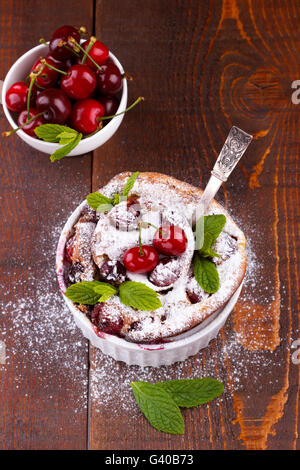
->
xmin=200 ymin=248 xmax=220 ymax=258
xmin=119 ymin=282 xmax=162 ymax=311
xmin=130 ymin=382 xmax=184 ymax=435
xmin=113 ymin=193 xmax=120 ymax=205
xmin=193 ymin=254 xmax=219 ymax=293
xmin=34 ymin=124 xmax=77 ymax=142
xmin=93 ymin=283 xmax=118 ymax=302
xmin=50 ymin=132 xmax=82 ymax=162
xmin=86 ymin=192 xmax=113 ymax=212
xmin=198 ymin=232 xmax=220 ymax=258
xmin=65 ymin=281 xmax=104 ymax=305
xmin=156 ymin=378 xmax=224 ymax=408
xmin=122 ymin=171 xmax=139 ymax=197
xmin=57 ymin=131 xmax=79 ymax=145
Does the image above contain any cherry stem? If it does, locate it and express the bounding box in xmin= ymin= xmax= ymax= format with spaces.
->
xmin=97 ymin=97 xmax=144 ymax=122
xmin=81 ymin=36 xmax=96 ymax=64
xmin=39 ymin=38 xmax=50 ymax=46
xmin=68 ymin=37 xmax=103 ymax=71
xmin=145 ymin=222 xmax=167 ymax=237
xmin=138 ymin=224 xmax=144 ymax=256
xmin=40 ymin=59 xmax=69 ymax=76
xmin=2 ymin=111 xmax=45 ymax=137
xmin=57 ymin=40 xmax=81 ymax=57
xmin=27 ymin=74 xmax=37 ymax=120
xmin=78 ymin=26 xmax=87 ymax=35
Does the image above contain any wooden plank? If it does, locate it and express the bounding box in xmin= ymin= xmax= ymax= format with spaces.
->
xmin=89 ymin=0 xmax=300 ymax=450
xmin=0 ymin=0 xmax=93 ymax=449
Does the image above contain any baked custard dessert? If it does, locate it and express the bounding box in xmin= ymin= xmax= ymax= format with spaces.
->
xmin=61 ymin=172 xmax=246 ymax=343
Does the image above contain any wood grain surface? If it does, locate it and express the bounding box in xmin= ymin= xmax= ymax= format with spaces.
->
xmin=0 ymin=0 xmax=299 ymax=450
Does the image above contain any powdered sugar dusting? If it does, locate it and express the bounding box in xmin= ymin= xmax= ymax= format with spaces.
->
xmin=0 ymin=223 xmax=88 ymax=413
xmin=88 ymin=174 xmax=246 ymax=342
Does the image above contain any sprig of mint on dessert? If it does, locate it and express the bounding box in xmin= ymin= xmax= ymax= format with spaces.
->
xmin=131 ymin=378 xmax=224 ymax=435
xmin=34 ymin=124 xmax=83 ymax=162
xmin=193 ymin=214 xmax=226 ymax=294
xmin=65 ymin=280 xmax=162 ymax=311
xmin=86 ymin=171 xmax=139 ymax=212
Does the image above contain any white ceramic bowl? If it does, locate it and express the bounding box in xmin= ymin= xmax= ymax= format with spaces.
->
xmin=1 ymin=43 xmax=128 ymax=156
xmin=56 ymin=200 xmax=243 ymax=367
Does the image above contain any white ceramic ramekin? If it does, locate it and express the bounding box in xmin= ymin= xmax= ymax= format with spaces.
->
xmin=1 ymin=43 xmax=128 ymax=156
xmin=56 ymin=200 xmax=243 ymax=367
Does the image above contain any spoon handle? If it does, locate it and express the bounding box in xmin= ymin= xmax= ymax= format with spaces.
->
xmin=199 ymin=126 xmax=253 ymax=213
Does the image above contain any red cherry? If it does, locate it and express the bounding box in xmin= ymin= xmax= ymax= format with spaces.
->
xmin=5 ymin=82 xmax=32 ymax=112
xmin=71 ymin=98 xmax=105 ymax=134
xmin=91 ymin=303 xmax=123 ymax=336
xmin=17 ymin=108 xmax=46 ymax=137
xmin=36 ymin=88 xmax=72 ymax=124
xmin=49 ymin=25 xmax=80 ymax=60
xmin=99 ymin=95 xmax=120 ymax=116
xmin=153 ymin=225 xmax=187 ymax=256
xmin=60 ymin=64 xmax=97 ymax=100
xmin=31 ymin=57 xmax=59 ymax=88
xmin=96 ymin=63 xmax=122 ymax=96
xmin=46 ymin=53 xmax=74 ymax=72
xmin=123 ymin=245 xmax=159 ymax=273
xmin=81 ymin=39 xmax=109 ymax=69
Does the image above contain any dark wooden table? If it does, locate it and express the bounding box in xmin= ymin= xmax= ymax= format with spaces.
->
xmin=0 ymin=0 xmax=299 ymax=450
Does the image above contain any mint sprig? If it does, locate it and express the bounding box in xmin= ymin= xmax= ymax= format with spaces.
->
xmin=93 ymin=283 xmax=118 ymax=302
xmin=155 ymin=378 xmax=224 ymax=408
xmin=86 ymin=172 xmax=140 ymax=213
xmin=122 ymin=171 xmax=139 ymax=197
xmin=34 ymin=124 xmax=82 ymax=162
xmin=50 ymin=132 xmax=82 ymax=162
xmin=130 ymin=382 xmax=185 ymax=435
xmin=65 ymin=280 xmax=161 ymax=311
xmin=119 ymin=281 xmax=162 ymax=310
xmin=131 ymin=378 xmax=224 ymax=434
xmin=34 ymin=124 xmax=77 ymax=142
xmin=86 ymin=192 xmax=114 ymax=212
xmin=193 ymin=214 xmax=226 ymax=293
xmin=65 ymin=281 xmax=107 ymax=305
xmin=193 ymin=254 xmax=219 ymax=294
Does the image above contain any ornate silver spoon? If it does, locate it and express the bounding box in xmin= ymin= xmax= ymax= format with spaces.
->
xmin=198 ymin=126 xmax=253 ymax=214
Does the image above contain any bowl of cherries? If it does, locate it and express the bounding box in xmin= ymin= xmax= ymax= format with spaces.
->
xmin=2 ymin=25 xmax=142 ymax=161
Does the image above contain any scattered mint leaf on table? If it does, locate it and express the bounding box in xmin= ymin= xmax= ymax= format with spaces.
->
xmin=119 ymin=281 xmax=162 ymax=311
xmin=130 ymin=381 xmax=185 ymax=435
xmin=131 ymin=378 xmax=224 ymax=434
xmin=193 ymin=254 xmax=219 ymax=293
xmin=156 ymin=378 xmax=224 ymax=407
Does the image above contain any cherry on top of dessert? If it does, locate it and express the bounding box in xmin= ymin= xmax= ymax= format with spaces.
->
xmin=123 ymin=245 xmax=159 ymax=274
xmin=153 ymin=225 xmax=188 ymax=256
